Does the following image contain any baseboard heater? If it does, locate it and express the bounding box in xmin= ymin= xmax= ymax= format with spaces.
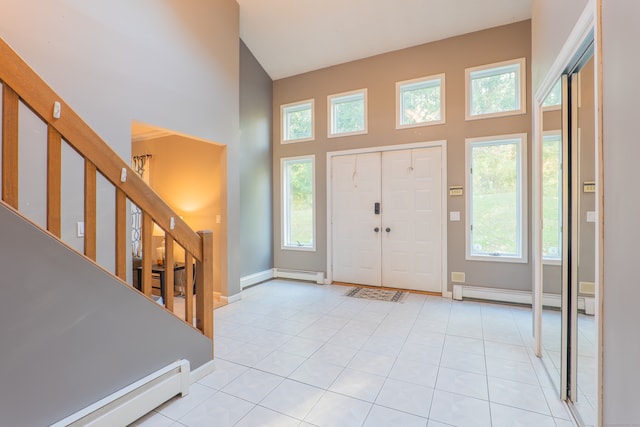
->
xmin=274 ymin=268 xmax=325 ymax=284
xmin=452 ymin=285 xmax=595 ymax=315
xmin=51 ymin=360 xmax=190 ymax=427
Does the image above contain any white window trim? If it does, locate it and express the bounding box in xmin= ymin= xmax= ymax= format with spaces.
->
xmin=327 ymin=88 xmax=368 ymax=138
xmin=281 ymin=155 xmax=316 ymax=252
xmin=542 ymin=130 xmax=562 ymax=265
xmin=281 ymin=99 xmax=315 ymax=144
xmin=465 ymin=133 xmax=528 ymax=263
xmin=465 ymin=58 xmax=527 ymax=121
xmin=396 ymin=73 xmax=446 ymax=129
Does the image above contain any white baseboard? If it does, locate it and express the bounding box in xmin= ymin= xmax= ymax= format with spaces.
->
xmin=217 ymin=292 xmax=242 ymax=305
xmin=274 ymin=268 xmax=325 ymax=284
xmin=54 ymin=360 xmax=190 ymax=427
xmin=240 ymin=269 xmax=275 ymax=289
xmin=452 ymin=285 xmax=596 ymax=315
xmin=189 ymin=360 xmax=215 ymax=385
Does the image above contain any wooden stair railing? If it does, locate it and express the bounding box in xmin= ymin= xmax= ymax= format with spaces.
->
xmin=0 ymin=38 xmax=213 ymax=341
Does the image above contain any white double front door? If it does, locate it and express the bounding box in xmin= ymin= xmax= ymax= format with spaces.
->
xmin=331 ymin=146 xmax=442 ymax=292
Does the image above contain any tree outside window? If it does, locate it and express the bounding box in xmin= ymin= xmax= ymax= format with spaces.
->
xmin=282 ymin=157 xmax=315 ymax=250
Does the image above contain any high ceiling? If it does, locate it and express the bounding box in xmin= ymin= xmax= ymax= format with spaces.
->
xmin=237 ymin=0 xmax=532 ymax=80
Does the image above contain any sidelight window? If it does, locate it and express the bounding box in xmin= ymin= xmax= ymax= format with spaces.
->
xmin=466 ymin=134 xmax=527 ymax=262
xmin=282 ymin=155 xmax=315 ymax=251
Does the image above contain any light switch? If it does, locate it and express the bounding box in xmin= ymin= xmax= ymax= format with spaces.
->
xmin=450 ymin=211 xmax=461 ymax=221
xmin=587 ymin=211 xmax=597 ymax=223
xmin=77 ymin=221 xmax=85 ymax=237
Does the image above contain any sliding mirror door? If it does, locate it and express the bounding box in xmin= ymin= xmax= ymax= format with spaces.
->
xmin=535 ymin=37 xmax=597 ymax=427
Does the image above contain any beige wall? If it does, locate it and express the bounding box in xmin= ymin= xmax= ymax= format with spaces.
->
xmin=273 ymin=20 xmax=533 ymax=291
xmin=132 ymin=136 xmax=226 ymax=295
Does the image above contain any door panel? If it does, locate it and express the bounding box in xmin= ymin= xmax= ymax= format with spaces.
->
xmin=382 ymin=148 xmax=442 ymax=292
xmin=331 ymin=153 xmax=381 ymax=286
xmin=331 ymin=147 xmax=442 ymax=292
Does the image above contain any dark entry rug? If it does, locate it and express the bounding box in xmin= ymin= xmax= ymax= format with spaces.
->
xmin=344 ymin=287 xmax=407 ymax=303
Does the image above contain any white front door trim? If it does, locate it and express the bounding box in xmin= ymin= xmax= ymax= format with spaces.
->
xmin=326 ymin=140 xmax=449 ymax=297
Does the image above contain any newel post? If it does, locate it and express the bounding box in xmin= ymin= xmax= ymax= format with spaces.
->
xmin=196 ymin=230 xmax=214 ymax=341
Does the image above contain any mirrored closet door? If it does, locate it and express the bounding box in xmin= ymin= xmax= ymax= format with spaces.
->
xmin=536 ymin=37 xmax=597 ymax=427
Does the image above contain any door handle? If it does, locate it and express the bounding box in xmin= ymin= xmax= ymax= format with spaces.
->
xmin=385 ymin=227 xmax=391 ymax=232
xmin=374 ymin=227 xmax=380 ymax=232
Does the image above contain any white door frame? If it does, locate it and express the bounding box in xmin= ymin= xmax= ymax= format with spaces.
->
xmin=326 ymin=140 xmax=449 ymax=297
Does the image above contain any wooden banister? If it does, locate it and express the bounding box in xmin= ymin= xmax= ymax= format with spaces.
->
xmin=2 ymin=85 xmax=19 ymax=209
xmin=0 ymin=38 xmax=201 ymax=260
xmin=47 ymin=126 xmax=62 ymax=237
xmin=115 ymin=189 xmax=127 ymax=281
xmin=0 ymin=36 xmax=214 ymax=338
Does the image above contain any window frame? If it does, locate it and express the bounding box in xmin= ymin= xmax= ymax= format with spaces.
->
xmin=542 ymin=131 xmax=562 ymax=265
xmin=281 ymin=155 xmax=316 ymax=252
xmin=281 ymin=99 xmax=315 ymax=144
xmin=465 ymin=58 xmax=527 ymax=121
xmin=465 ymin=133 xmax=528 ymax=263
xmin=327 ymin=89 xmax=368 ymax=138
xmin=396 ymin=73 xmax=446 ymax=129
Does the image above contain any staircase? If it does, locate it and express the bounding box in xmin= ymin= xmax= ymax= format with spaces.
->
xmin=0 ymin=38 xmax=214 ymax=425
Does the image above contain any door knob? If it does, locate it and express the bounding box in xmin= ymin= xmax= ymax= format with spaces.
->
xmin=374 ymin=227 xmax=380 ymax=232
xmin=385 ymin=227 xmax=391 ymax=232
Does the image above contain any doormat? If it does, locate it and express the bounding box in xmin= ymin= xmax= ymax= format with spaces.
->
xmin=344 ymin=287 xmax=407 ymax=303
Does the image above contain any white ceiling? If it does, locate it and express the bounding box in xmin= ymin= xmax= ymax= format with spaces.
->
xmin=237 ymin=0 xmax=532 ymax=80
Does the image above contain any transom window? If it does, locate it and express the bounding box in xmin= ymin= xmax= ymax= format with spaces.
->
xmin=466 ymin=134 xmax=527 ymax=262
xmin=542 ymin=79 xmax=562 ymax=110
xmin=466 ymin=58 xmax=526 ymax=120
xmin=396 ymin=74 xmax=445 ymax=128
xmin=282 ymin=156 xmax=315 ymax=251
xmin=328 ymin=89 xmax=367 ymax=137
xmin=281 ymin=99 xmax=314 ymax=143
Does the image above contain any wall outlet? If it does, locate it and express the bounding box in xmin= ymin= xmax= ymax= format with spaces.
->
xmin=449 ymin=211 xmax=461 ymax=221
xmin=579 ymin=281 xmax=596 ymax=295
xmin=451 ymin=272 xmax=466 ymax=283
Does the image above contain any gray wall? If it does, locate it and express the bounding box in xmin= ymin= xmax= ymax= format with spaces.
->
xmin=0 ymin=0 xmax=242 ymax=297
xmin=601 ymin=0 xmax=640 ymax=421
xmin=0 ymin=204 xmax=212 ymax=426
xmin=239 ymin=40 xmax=274 ymax=278
xmin=272 ymin=21 xmax=533 ymax=292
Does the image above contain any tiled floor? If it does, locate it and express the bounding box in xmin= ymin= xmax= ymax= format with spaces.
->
xmin=133 ymin=279 xmax=577 ymax=426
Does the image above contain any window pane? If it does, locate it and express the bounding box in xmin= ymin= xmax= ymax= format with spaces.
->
xmin=283 ymin=102 xmax=313 ymax=142
xmin=542 ymin=134 xmax=562 ymax=259
xmin=284 ymin=158 xmax=314 ymax=248
xmin=471 ymin=140 xmax=520 ymax=256
xmin=400 ymin=79 xmax=441 ymax=125
xmin=331 ymin=92 xmax=365 ymax=135
xmin=542 ymin=79 xmax=562 ymax=107
xmin=470 ymin=64 xmax=521 ymax=116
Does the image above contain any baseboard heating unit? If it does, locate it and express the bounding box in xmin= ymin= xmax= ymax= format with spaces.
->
xmin=51 ymin=360 xmax=190 ymax=427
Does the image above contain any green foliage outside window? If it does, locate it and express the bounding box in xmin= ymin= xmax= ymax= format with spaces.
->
xmin=401 ymin=82 xmax=441 ymax=125
xmin=470 ymin=67 xmax=519 ymax=116
xmin=542 ymin=79 xmax=562 ymax=108
xmin=542 ymin=135 xmax=562 ymax=258
xmin=284 ymin=159 xmax=313 ymax=247
xmin=332 ymin=93 xmax=365 ymax=134
xmin=283 ymin=102 xmax=312 ymax=141
xmin=471 ymin=141 xmax=520 ymax=256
